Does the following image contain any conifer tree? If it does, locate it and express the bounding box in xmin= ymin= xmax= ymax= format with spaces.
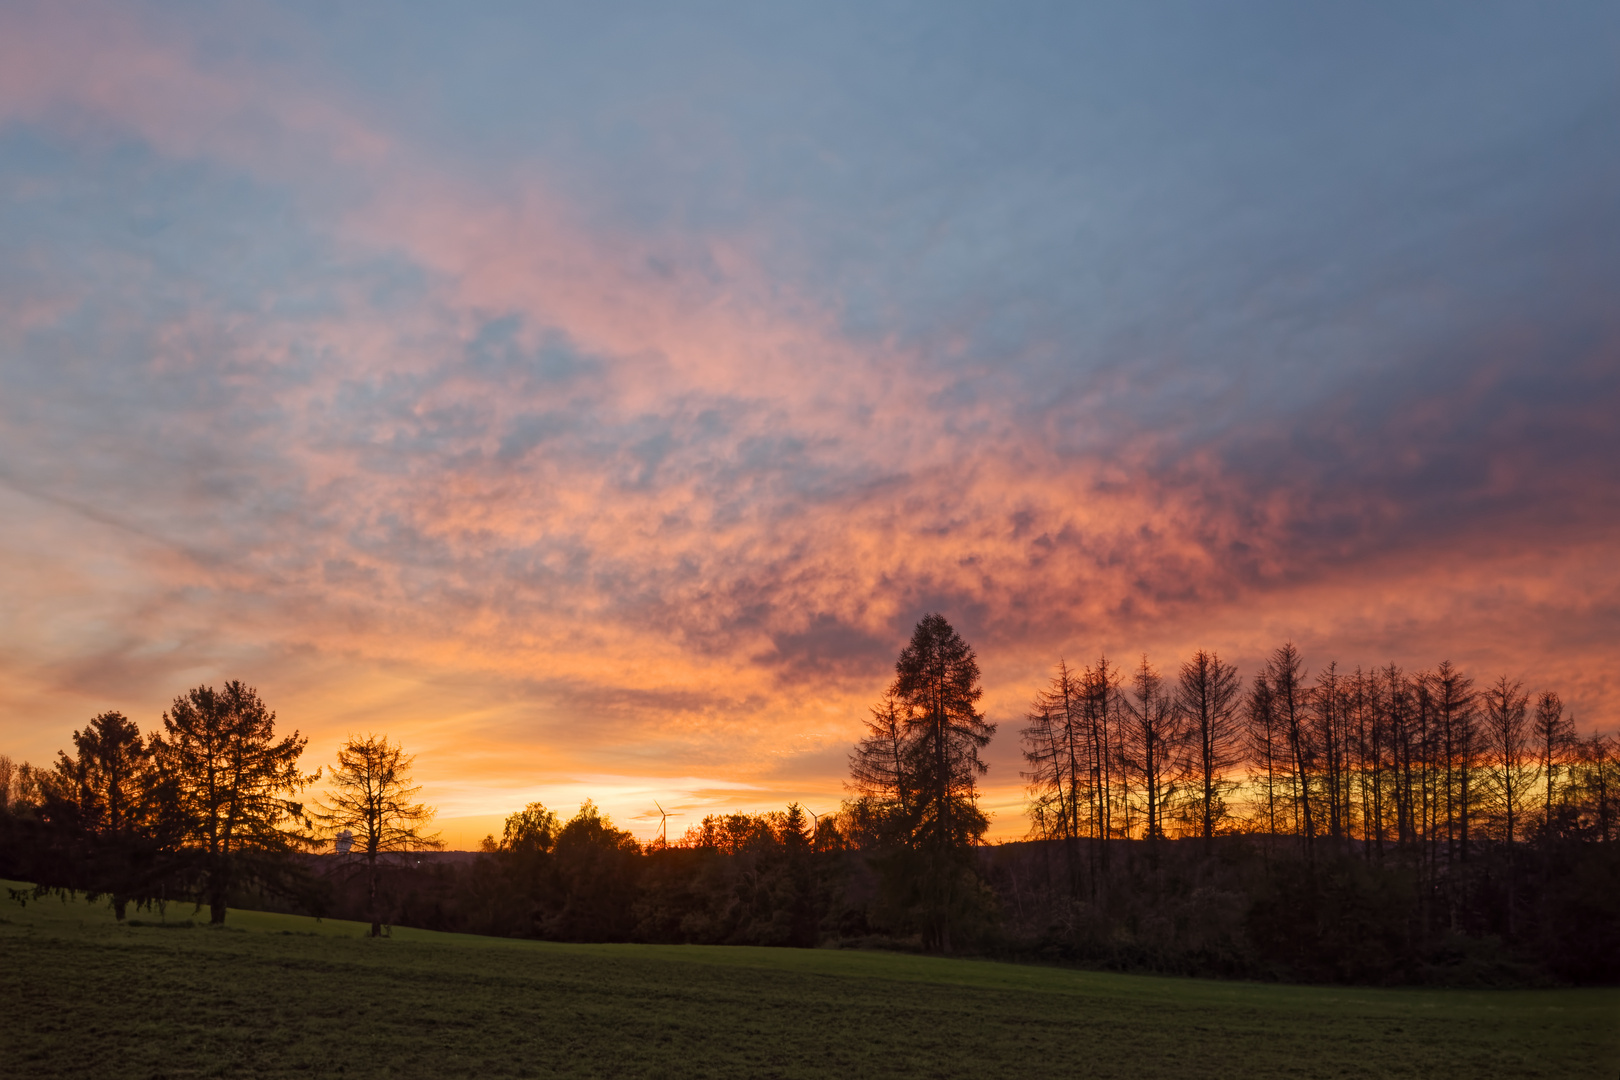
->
xmin=48 ymin=711 xmax=151 ymax=919
xmin=852 ymin=614 xmax=995 ymax=951
xmin=151 ymin=682 xmax=317 ymax=924
xmin=849 ymin=692 xmax=914 ymax=837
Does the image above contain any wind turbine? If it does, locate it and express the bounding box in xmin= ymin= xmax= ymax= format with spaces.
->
xmin=654 ymin=800 xmax=669 ymax=849
xmin=806 ymin=807 xmax=822 ymax=851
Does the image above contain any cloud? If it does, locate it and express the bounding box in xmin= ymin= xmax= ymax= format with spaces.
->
xmin=2 ymin=1 xmax=1618 ymax=838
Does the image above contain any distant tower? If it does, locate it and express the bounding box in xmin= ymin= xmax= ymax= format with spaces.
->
xmin=335 ymin=828 xmax=353 ymax=855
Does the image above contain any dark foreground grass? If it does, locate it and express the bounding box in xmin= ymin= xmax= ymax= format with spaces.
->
xmin=2 ymin=882 xmax=1616 ymax=1079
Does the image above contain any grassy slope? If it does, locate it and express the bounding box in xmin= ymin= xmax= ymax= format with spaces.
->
xmin=2 ymin=882 xmax=1615 ymax=1079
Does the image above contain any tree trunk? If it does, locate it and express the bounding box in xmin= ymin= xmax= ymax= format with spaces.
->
xmin=208 ymin=853 xmax=229 ymax=925
xmin=209 ymin=883 xmax=228 ymax=924
xmin=368 ymin=851 xmax=381 ymax=937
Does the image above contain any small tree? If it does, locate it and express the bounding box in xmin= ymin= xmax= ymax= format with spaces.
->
xmin=152 ymin=682 xmax=317 ymax=924
xmin=48 ymin=711 xmax=152 ymax=919
xmin=498 ymin=802 xmax=560 ymax=854
xmin=316 ymin=734 xmax=441 ymax=937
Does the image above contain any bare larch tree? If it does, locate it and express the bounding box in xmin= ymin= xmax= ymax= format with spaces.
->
xmin=316 ymin=733 xmax=442 ymax=937
xmin=1175 ymin=650 xmax=1242 ymax=852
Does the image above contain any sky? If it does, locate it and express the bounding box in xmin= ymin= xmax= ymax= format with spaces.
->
xmin=2 ymin=1 xmax=1617 ymax=846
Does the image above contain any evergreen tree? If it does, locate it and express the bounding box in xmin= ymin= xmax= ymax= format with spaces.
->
xmin=848 ymin=692 xmax=914 ymax=840
xmin=47 ymin=711 xmax=152 ymax=919
xmin=851 ymin=614 xmax=995 ymax=951
xmin=151 ymin=682 xmax=317 ymax=924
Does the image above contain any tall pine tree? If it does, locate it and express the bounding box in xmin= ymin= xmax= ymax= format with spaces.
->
xmin=152 ymin=682 xmax=317 ymax=924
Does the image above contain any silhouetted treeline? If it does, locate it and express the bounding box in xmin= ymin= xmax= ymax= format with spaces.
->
xmin=1020 ymin=647 xmax=1616 ymax=862
xmin=1011 ymin=645 xmax=1620 ymax=984
xmin=3 ymin=634 xmax=1617 ymax=985
xmin=0 ymin=683 xmax=320 ymax=923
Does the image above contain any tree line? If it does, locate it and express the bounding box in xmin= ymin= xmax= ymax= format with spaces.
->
xmin=3 ymin=616 xmax=1616 ymax=983
xmin=0 ymin=683 xmax=435 ymax=937
xmin=1007 ymin=644 xmax=1619 ymax=984
xmin=1020 ymin=646 xmax=1615 ymax=872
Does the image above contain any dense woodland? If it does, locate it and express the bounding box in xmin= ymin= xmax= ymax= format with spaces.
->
xmin=3 ymin=616 xmax=1617 ymax=985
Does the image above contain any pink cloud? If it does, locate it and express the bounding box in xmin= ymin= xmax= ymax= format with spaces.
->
xmin=1 ymin=1 xmax=1616 ymax=844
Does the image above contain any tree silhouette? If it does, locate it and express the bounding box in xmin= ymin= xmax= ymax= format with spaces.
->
xmin=1084 ymin=657 xmax=1122 ymax=871
xmin=1431 ymin=661 xmax=1478 ymax=866
xmin=851 ymin=614 xmax=995 ymax=951
xmin=12 ymin=639 xmax=1620 ymax=985
xmin=1021 ymin=659 xmax=1087 ymax=892
xmin=151 ymin=682 xmax=317 ymax=924
xmin=498 ymin=801 xmax=561 ymax=854
xmin=1313 ymin=663 xmax=1349 ymax=848
xmin=47 ymin=711 xmax=151 ymax=919
xmin=1575 ymin=732 xmax=1616 ymax=842
xmin=849 ymin=692 xmax=915 ymax=836
xmin=1267 ymin=644 xmax=1315 ymax=860
xmin=1245 ymin=671 xmax=1281 ymax=845
xmin=1122 ymin=656 xmax=1182 ymax=857
xmin=549 ymin=801 xmax=642 ymax=941
xmin=1176 ymin=651 xmax=1242 ymax=853
xmin=316 ymin=733 xmax=441 ymax=937
xmin=1533 ymin=691 xmax=1574 ymax=838
xmin=893 ymin=614 xmax=995 ymax=951
xmin=1482 ymin=676 xmax=1531 ymax=845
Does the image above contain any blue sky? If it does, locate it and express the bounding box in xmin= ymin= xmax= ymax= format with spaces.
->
xmin=1 ymin=1 xmax=1617 ymax=841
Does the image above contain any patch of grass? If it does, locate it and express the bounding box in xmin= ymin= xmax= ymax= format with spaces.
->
xmin=2 ymin=881 xmax=1616 ymax=1078
xmin=123 ymin=918 xmax=196 ymax=929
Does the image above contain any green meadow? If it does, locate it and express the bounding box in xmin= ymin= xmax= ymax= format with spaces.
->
xmin=2 ymin=882 xmax=1615 ymax=1079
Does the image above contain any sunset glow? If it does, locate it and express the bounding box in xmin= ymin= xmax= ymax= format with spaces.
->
xmin=2 ymin=2 xmax=1617 ymax=846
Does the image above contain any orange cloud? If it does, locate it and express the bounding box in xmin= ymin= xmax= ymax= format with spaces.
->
xmin=1 ymin=1 xmax=1616 ymax=844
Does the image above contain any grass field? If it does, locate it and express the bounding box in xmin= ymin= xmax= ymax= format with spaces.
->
xmin=2 ymin=881 xmax=1616 ymax=1079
